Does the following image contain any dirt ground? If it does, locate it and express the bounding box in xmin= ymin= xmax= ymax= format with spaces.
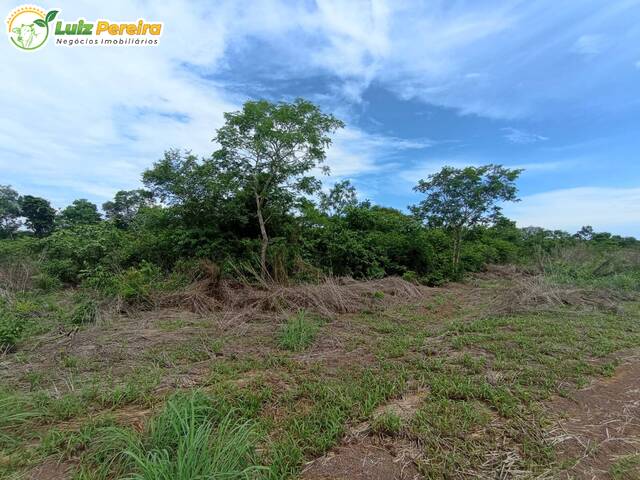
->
xmin=301 ymin=391 xmax=426 ymax=480
xmin=301 ymin=440 xmax=422 ymax=480
xmin=302 ymin=355 xmax=640 ymax=480
xmin=3 ymin=273 xmax=639 ymax=479
xmin=549 ymin=354 xmax=640 ymax=479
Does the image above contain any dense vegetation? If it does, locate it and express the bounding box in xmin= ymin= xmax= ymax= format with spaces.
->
xmin=1 ymin=100 xmax=638 ymax=349
xmin=1 ymin=103 xmax=635 ymax=277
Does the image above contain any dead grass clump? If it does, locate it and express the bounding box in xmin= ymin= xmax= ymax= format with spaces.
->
xmin=159 ymin=275 xmax=424 ymax=320
xmin=236 ymin=276 xmax=423 ymax=318
xmin=159 ymin=288 xmax=221 ymax=315
xmin=0 ymin=259 xmax=37 ymax=293
xmin=491 ymin=274 xmax=624 ymax=315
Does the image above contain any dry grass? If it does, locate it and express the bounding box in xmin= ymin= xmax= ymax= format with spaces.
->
xmin=159 ymin=273 xmax=424 ymax=320
xmin=0 ymin=259 xmax=38 ymax=294
xmin=487 ymin=269 xmax=625 ymax=315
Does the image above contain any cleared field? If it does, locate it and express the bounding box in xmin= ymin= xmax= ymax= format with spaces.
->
xmin=1 ymin=268 xmax=639 ymax=479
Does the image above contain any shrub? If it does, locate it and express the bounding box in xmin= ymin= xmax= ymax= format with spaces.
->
xmin=541 ymin=244 xmax=640 ymax=293
xmin=43 ymin=223 xmax=129 ymax=283
xmin=69 ymin=294 xmax=99 ymax=325
xmin=117 ymin=262 xmax=162 ymax=305
xmin=0 ymin=309 xmax=23 ymax=351
xmin=302 ymin=205 xmax=447 ymax=280
xmin=33 ymin=272 xmax=62 ymax=292
xmin=83 ymin=261 xmax=163 ymax=307
xmin=402 ymin=271 xmax=419 ymax=284
xmin=0 ymin=238 xmax=42 ymax=293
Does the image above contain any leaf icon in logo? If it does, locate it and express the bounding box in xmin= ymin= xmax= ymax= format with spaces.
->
xmin=34 ymin=19 xmax=46 ymax=27
xmin=45 ymin=10 xmax=58 ymax=23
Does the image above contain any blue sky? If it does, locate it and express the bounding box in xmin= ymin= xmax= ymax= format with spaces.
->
xmin=2 ymin=0 xmax=640 ymax=236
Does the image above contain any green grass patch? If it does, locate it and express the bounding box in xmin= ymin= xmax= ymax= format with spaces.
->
xmin=278 ymin=310 xmax=320 ymax=352
xmin=611 ymin=453 xmax=640 ymax=480
xmin=81 ymin=391 xmax=265 ymax=480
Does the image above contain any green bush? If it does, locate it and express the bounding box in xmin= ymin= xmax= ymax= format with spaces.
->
xmin=0 ymin=236 xmax=40 ymax=260
xmin=43 ymin=223 xmax=129 ymax=283
xmin=541 ymin=244 xmax=640 ymax=292
xmin=69 ymin=294 xmax=99 ymax=325
xmin=402 ymin=270 xmax=418 ymax=284
xmin=302 ymin=205 xmax=448 ymax=280
xmin=0 ymin=309 xmax=23 ymax=351
xmin=33 ymin=272 xmax=62 ymax=292
xmin=83 ymin=261 xmax=162 ymax=306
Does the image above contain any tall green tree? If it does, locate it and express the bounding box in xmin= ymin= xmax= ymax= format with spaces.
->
xmin=212 ymin=98 xmax=344 ymax=278
xmin=574 ymin=225 xmax=594 ymax=241
xmin=319 ymin=180 xmax=358 ymax=217
xmin=20 ymin=195 xmax=56 ymax=237
xmin=142 ymin=149 xmax=250 ymax=241
xmin=58 ymin=199 xmax=101 ymax=228
xmin=102 ymin=189 xmax=153 ymax=228
xmin=0 ymin=185 xmax=22 ymax=238
xmin=411 ymin=164 xmax=522 ymax=271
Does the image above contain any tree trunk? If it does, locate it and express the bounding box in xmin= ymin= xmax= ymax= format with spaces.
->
xmin=255 ymin=192 xmax=269 ymax=281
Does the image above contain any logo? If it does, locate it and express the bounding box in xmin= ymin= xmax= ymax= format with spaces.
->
xmin=6 ymin=5 xmax=58 ymax=51
xmin=6 ymin=5 xmax=162 ymax=51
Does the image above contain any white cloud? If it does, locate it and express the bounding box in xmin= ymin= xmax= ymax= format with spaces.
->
xmin=1 ymin=0 xmax=439 ymax=207
xmin=3 ymin=0 xmax=640 ymax=216
xmin=2 ymin=0 xmax=247 ymax=207
xmin=325 ymin=127 xmax=433 ymax=177
xmin=514 ymin=160 xmax=575 ymax=172
xmin=505 ymin=187 xmax=640 ymax=236
xmin=397 ymin=159 xmax=479 ymax=185
xmin=502 ymin=127 xmax=548 ymax=144
xmin=260 ymin=2 xmax=640 ymax=119
xmin=571 ymin=34 xmax=607 ymax=56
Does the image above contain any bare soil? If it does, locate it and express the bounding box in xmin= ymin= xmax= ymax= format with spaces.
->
xmin=27 ymin=459 xmax=75 ymax=480
xmin=550 ymin=354 xmax=640 ymax=479
xmin=300 ymin=439 xmax=422 ymax=480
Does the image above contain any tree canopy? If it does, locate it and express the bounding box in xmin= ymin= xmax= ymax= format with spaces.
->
xmin=20 ymin=195 xmax=56 ymax=237
xmin=58 ymin=199 xmax=101 ymax=228
xmin=210 ymin=98 xmax=344 ymax=278
xmin=412 ymin=164 xmax=522 ymax=270
xmin=0 ymin=185 xmax=21 ymax=238
xmin=103 ymin=189 xmax=154 ymax=228
xmin=319 ymin=180 xmax=358 ymax=217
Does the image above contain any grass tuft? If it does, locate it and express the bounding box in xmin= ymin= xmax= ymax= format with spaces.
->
xmin=278 ymin=310 xmax=319 ymax=352
xmin=85 ymin=391 xmax=264 ymax=480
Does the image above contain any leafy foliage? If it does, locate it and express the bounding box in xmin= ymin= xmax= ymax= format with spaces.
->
xmin=211 ymin=98 xmax=344 ymax=278
xmin=319 ymin=180 xmax=358 ymax=216
xmin=412 ymin=165 xmax=522 ymax=273
xmin=102 ymin=189 xmax=154 ymax=229
xmin=42 ymin=223 xmax=128 ymax=283
xmin=58 ymin=199 xmax=101 ymax=228
xmin=20 ymin=195 xmax=56 ymax=237
xmin=0 ymin=185 xmax=22 ymax=238
xmin=0 ymin=307 xmax=23 ymax=351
